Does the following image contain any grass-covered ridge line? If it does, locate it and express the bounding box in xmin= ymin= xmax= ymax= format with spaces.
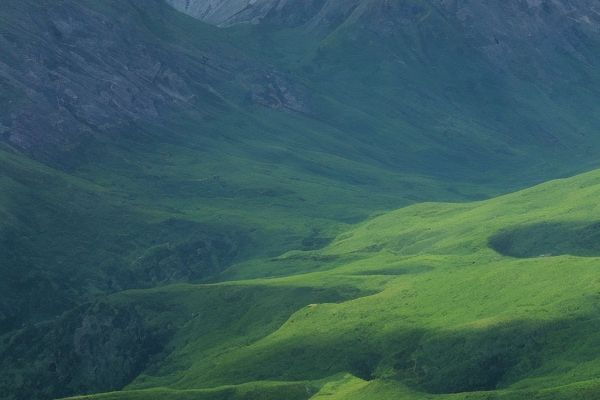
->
xmin=64 ymin=381 xmax=317 ymax=400
xmin=50 ymin=169 xmax=600 ymax=399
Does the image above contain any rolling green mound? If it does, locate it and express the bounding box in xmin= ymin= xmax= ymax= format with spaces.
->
xmin=43 ymin=168 xmax=600 ymax=399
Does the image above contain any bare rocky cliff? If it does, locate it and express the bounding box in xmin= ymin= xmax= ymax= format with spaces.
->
xmin=165 ymin=0 xmax=285 ymax=26
xmin=1 ymin=0 xmax=209 ymax=162
xmin=0 ymin=0 xmax=307 ymax=164
xmin=165 ymin=0 xmax=333 ymax=26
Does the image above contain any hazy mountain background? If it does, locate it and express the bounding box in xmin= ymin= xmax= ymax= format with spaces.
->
xmin=2 ymin=1 xmax=600 ymax=399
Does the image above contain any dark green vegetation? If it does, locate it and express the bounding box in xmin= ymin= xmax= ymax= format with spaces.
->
xmin=2 ymin=0 xmax=600 ymax=399
xmin=490 ymin=221 xmax=600 ymax=258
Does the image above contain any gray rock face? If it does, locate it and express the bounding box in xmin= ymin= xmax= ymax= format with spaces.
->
xmin=165 ymin=0 xmax=356 ymax=28
xmin=166 ymin=0 xmax=284 ymax=26
xmin=165 ymin=0 xmax=333 ymax=27
xmin=0 ymin=0 xmax=308 ymax=164
xmin=0 ymin=1 xmax=208 ymax=162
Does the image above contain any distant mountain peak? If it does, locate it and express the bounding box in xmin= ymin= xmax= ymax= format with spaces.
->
xmin=166 ymin=0 xmax=600 ymax=32
xmin=165 ymin=0 xmax=285 ymax=26
xmin=165 ymin=0 xmax=343 ymax=27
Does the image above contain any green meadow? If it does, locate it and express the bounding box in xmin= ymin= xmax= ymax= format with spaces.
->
xmin=48 ymin=168 xmax=600 ymax=400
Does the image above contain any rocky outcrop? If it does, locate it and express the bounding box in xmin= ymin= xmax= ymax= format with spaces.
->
xmin=248 ymin=71 xmax=309 ymax=112
xmin=1 ymin=0 xmax=205 ymax=162
xmin=165 ymin=0 xmax=327 ymax=27
xmin=0 ymin=0 xmax=309 ymax=164
xmin=166 ymin=0 xmax=282 ymax=26
xmin=0 ymin=301 xmax=172 ymax=400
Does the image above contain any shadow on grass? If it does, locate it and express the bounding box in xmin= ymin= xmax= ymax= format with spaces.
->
xmin=199 ymin=314 xmax=600 ymax=396
xmin=489 ymin=221 xmax=600 ymax=258
xmin=353 ymin=265 xmax=433 ymax=276
xmin=0 ymin=283 xmax=366 ymax=400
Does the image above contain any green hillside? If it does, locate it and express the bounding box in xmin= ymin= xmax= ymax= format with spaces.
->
xmin=0 ymin=0 xmax=492 ymax=338
xmin=33 ymin=168 xmax=600 ymax=400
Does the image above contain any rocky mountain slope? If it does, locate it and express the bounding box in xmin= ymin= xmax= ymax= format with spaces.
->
xmin=0 ymin=0 xmax=306 ymax=164
xmin=168 ymin=0 xmax=600 ymax=41
xmin=165 ymin=0 xmax=339 ymax=27
xmin=169 ymin=0 xmax=600 ymax=88
xmin=168 ymin=0 xmax=600 ymax=152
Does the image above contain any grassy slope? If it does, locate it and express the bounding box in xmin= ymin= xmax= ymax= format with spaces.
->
xmin=60 ymin=168 xmax=600 ymax=400
xmin=0 ymin=3 xmax=509 ymax=394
